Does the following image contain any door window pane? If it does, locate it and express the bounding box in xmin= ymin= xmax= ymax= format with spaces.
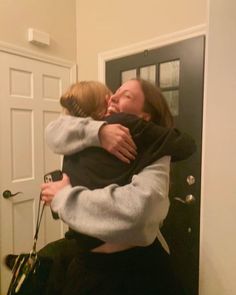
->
xmin=163 ymin=90 xmax=179 ymax=116
xmin=121 ymin=69 xmax=137 ymax=84
xmin=159 ymin=60 xmax=180 ymax=88
xmin=140 ymin=65 xmax=156 ymax=83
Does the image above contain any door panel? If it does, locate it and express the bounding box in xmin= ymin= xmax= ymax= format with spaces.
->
xmin=106 ymin=36 xmax=205 ymax=295
xmin=0 ymin=51 xmax=73 ymax=294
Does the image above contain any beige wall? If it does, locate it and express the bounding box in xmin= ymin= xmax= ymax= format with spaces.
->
xmin=200 ymin=0 xmax=236 ymax=294
xmin=0 ymin=0 xmax=77 ymax=61
xmin=76 ymin=0 xmax=206 ymax=80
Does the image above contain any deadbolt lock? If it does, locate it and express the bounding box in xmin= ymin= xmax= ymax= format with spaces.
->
xmin=187 ymin=175 xmax=195 ymax=186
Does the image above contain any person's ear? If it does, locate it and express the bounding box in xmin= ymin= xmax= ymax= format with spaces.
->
xmin=140 ymin=112 xmax=151 ymax=121
xmin=105 ymin=93 xmax=111 ymax=103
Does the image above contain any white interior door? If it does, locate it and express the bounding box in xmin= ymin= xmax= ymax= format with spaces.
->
xmin=0 ymin=51 xmax=74 ymax=294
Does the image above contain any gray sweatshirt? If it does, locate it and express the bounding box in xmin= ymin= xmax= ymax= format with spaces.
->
xmin=46 ymin=115 xmax=171 ymax=252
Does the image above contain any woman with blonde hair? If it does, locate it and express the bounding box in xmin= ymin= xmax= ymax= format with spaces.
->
xmin=60 ymin=81 xmax=111 ymax=120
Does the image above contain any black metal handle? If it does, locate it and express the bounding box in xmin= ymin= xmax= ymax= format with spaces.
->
xmin=2 ymin=190 xmax=22 ymax=199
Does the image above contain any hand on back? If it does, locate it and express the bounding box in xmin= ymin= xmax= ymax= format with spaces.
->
xmin=99 ymin=124 xmax=137 ymax=163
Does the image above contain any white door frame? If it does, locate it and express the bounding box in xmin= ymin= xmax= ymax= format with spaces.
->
xmin=98 ymin=24 xmax=206 ymax=83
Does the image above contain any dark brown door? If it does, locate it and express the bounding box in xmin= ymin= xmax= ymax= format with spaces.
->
xmin=105 ymin=36 xmax=205 ymax=295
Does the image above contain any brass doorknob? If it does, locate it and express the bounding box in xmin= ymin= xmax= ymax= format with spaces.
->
xmin=174 ymin=194 xmax=196 ymax=205
xmin=2 ymin=190 xmax=22 ymax=199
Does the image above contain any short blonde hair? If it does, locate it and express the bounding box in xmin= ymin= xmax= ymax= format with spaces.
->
xmin=60 ymin=81 xmax=111 ymax=120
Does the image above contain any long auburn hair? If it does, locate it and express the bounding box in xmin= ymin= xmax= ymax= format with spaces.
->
xmin=133 ymin=78 xmax=174 ymax=128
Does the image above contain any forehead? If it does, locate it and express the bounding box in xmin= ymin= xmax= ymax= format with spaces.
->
xmin=118 ymin=80 xmax=143 ymax=95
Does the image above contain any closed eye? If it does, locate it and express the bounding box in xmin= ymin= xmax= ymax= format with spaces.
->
xmin=124 ymin=91 xmax=132 ymax=98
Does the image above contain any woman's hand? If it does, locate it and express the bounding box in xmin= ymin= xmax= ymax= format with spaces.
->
xmin=98 ymin=124 xmax=137 ymax=163
xmin=41 ymin=173 xmax=71 ymax=205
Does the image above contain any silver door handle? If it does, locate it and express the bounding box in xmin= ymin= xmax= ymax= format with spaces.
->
xmin=174 ymin=194 xmax=196 ymax=205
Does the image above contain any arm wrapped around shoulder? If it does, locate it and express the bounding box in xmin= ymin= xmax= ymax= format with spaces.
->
xmin=45 ymin=115 xmax=105 ymax=155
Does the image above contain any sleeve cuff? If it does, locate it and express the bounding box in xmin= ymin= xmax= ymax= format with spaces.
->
xmin=51 ymin=185 xmax=72 ymax=215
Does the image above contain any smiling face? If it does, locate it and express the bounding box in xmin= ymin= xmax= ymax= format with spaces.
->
xmin=106 ymin=80 xmax=149 ymax=119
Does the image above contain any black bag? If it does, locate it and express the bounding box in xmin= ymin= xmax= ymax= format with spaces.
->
xmin=6 ymin=253 xmax=52 ymax=295
xmin=6 ymin=196 xmax=46 ymax=294
xmin=6 ymin=171 xmax=62 ymax=294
